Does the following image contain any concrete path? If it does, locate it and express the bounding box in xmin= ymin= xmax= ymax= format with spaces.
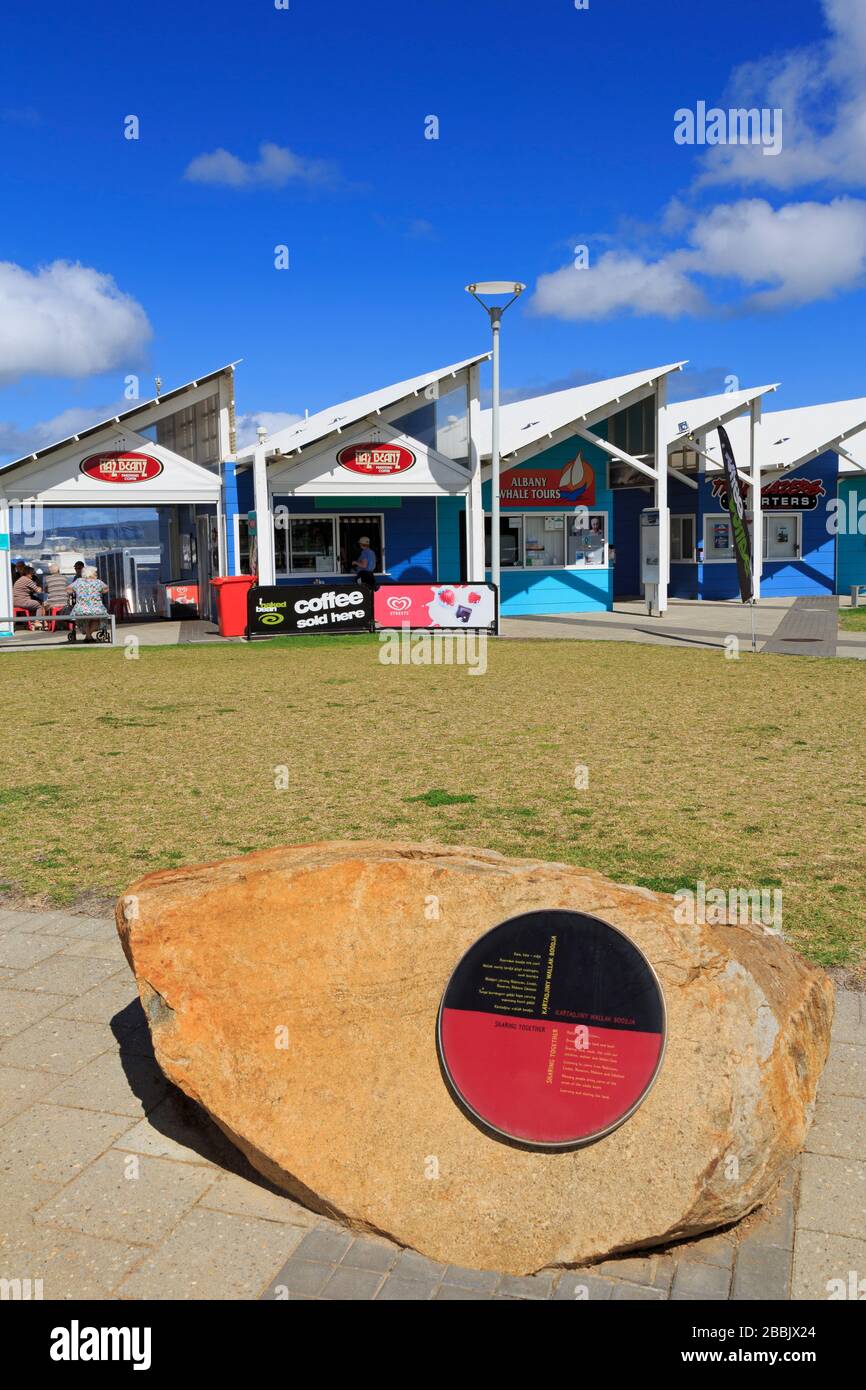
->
xmin=503 ymin=597 xmax=866 ymax=660
xmin=0 ymin=905 xmax=862 ymax=1301
xmin=762 ymin=596 xmax=839 ymax=658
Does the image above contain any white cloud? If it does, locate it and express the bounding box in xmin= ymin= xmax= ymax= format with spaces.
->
xmin=686 ymin=196 xmax=866 ymax=308
xmin=184 ymin=142 xmax=342 ymax=191
xmin=0 ymin=261 xmax=151 ymax=384
xmin=529 ymin=197 xmax=866 ymax=321
xmin=694 ymin=0 xmax=866 ymax=191
xmin=235 ymin=410 xmax=304 ymax=450
xmin=0 ymin=401 xmax=127 ymax=461
xmin=530 ymin=250 xmax=707 ymax=321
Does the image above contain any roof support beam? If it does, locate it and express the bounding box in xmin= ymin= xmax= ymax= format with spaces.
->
xmin=837 ymin=445 xmax=866 ymax=473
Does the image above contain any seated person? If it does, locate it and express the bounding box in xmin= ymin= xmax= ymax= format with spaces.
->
xmin=67 ymin=567 xmax=110 ymax=644
xmin=12 ymin=566 xmax=46 ymax=625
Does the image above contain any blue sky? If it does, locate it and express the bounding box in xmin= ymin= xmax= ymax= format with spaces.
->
xmin=2 ymin=0 xmax=863 ymax=458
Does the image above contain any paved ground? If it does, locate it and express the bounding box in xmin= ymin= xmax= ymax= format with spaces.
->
xmin=762 ymin=596 xmax=839 ymax=658
xmin=5 ymin=598 xmax=866 ymax=658
xmin=504 ymin=596 xmax=866 ymax=659
xmin=0 ymin=905 xmax=862 ymax=1301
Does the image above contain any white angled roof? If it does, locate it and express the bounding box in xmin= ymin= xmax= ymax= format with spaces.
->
xmin=236 ymin=353 xmax=489 ymax=461
xmin=476 ymin=362 xmax=686 ymax=461
xmin=0 ymin=363 xmax=239 ymax=476
xmin=703 ymin=397 xmax=866 ymax=474
xmin=663 ymin=384 xmax=778 ymax=445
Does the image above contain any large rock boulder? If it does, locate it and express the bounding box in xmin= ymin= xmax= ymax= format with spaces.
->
xmin=117 ymin=841 xmax=833 ymax=1274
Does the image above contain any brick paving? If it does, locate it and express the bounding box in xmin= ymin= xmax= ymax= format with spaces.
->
xmin=0 ymin=905 xmax=862 ymax=1301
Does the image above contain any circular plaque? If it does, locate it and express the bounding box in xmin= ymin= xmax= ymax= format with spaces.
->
xmin=437 ymin=909 xmax=666 ymax=1149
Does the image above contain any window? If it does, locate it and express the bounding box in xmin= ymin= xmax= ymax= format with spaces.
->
xmin=568 ymin=513 xmax=607 ymax=567
xmin=390 ymin=381 xmax=470 ymax=468
xmin=156 ymin=393 xmax=220 ymax=465
xmin=702 ymin=513 xmax=800 ymax=562
xmin=764 ymin=516 xmax=799 ymax=559
xmin=485 ymin=516 xmax=524 ymax=567
xmin=287 ymin=518 xmax=336 ymax=573
xmin=272 ymin=513 xmax=384 ymax=575
xmin=671 ymin=515 xmax=695 ymax=562
xmin=484 ymin=513 xmax=608 ymax=568
xmin=608 ymin=397 xmax=655 ymax=458
xmin=525 ymin=515 xmax=565 ymax=567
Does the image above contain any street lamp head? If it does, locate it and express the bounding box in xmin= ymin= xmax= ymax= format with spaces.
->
xmin=465 ymin=281 xmax=525 ymax=297
xmin=465 ymin=281 xmax=525 ymax=319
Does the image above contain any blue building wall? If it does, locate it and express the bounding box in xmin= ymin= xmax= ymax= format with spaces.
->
xmin=269 ymin=494 xmax=436 ymax=584
xmin=482 ymin=431 xmax=614 ymax=615
xmin=436 ymin=496 xmax=464 ymax=580
xmin=223 ymin=462 xmax=239 ymax=575
xmin=836 ymin=477 xmax=866 ymax=594
xmin=695 ymin=450 xmax=837 ymax=598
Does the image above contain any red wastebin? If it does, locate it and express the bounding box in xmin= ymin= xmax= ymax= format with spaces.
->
xmin=210 ymin=575 xmax=256 ymax=638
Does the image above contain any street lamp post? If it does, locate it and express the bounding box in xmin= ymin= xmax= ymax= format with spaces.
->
xmin=465 ymin=282 xmax=525 ymax=627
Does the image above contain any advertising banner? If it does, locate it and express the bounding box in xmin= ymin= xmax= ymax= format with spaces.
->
xmin=374 ymin=582 xmax=497 ymax=630
xmin=717 ymin=424 xmax=752 ymax=603
xmin=248 ymin=583 xmax=372 ymax=635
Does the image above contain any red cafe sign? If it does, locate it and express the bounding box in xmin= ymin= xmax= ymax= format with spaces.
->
xmin=710 ymin=476 xmax=826 ymax=511
xmin=80 ymin=452 xmax=164 ymax=484
xmin=338 ymin=443 xmax=415 ymax=476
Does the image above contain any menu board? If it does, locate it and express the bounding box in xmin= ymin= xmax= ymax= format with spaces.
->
xmin=437 ymin=910 xmax=666 ymax=1149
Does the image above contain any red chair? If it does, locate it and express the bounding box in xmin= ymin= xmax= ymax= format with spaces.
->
xmin=13 ymin=606 xmax=34 ymax=632
xmin=109 ymin=597 xmax=130 ymax=622
xmin=44 ymin=604 xmax=68 ymax=634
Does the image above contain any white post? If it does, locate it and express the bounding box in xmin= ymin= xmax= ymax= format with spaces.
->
xmin=490 ymin=311 xmax=502 ymax=602
xmin=654 ymin=375 xmax=670 ymax=614
xmin=467 ymin=361 xmax=484 ymax=581
xmin=0 ymin=497 xmax=13 ymax=638
xmin=252 ymin=442 xmax=275 ymax=585
xmin=750 ymin=398 xmax=762 ymax=601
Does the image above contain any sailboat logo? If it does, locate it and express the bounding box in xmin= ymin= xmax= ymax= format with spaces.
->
xmin=558 ymin=453 xmax=595 ymax=504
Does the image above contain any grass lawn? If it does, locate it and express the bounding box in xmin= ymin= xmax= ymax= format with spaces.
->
xmin=838 ymin=606 xmax=866 ymax=632
xmin=1 ymin=635 xmax=863 ymax=978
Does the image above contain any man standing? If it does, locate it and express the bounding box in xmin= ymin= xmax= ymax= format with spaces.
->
xmin=352 ymin=535 xmax=377 ymax=590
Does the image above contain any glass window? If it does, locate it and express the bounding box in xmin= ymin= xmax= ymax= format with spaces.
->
xmin=568 ymin=513 xmax=607 ymax=566
xmin=671 ymin=515 xmax=695 ymax=562
xmin=288 ymin=518 xmax=336 ymax=573
xmin=704 ymin=514 xmax=754 ymax=560
xmin=434 ymin=384 xmax=469 ymax=467
xmin=156 ymin=393 xmax=220 ymax=465
xmin=608 ymin=397 xmax=655 ymax=458
xmin=237 ymin=517 xmax=252 ymax=575
xmin=764 ymin=516 xmax=799 ymax=559
xmin=8 ymin=504 xmax=177 ymax=615
xmin=525 ymin=515 xmax=565 ymax=567
xmin=485 ymin=516 xmax=523 ymax=567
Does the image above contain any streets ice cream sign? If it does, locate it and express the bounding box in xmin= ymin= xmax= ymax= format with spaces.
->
xmin=338 ymin=443 xmax=416 ymax=476
xmin=710 ymin=476 xmax=826 ymax=511
xmin=80 ymin=453 xmax=164 ymax=484
xmin=500 ymin=454 xmax=595 ymax=507
xmin=374 ymin=583 xmax=496 ymax=630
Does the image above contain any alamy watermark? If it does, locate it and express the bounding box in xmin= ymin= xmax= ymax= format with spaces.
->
xmin=674 ymin=881 xmax=782 ymax=934
xmin=379 ymin=624 xmax=487 ymax=675
xmin=674 ymin=101 xmax=783 ymax=157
